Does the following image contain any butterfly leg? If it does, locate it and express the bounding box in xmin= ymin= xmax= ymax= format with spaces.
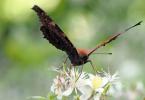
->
xmin=75 ymin=64 xmax=84 ymax=82
xmin=57 ymin=56 xmax=68 ymax=70
xmin=87 ymin=60 xmax=97 ymax=74
xmin=64 ymin=56 xmax=68 ymax=64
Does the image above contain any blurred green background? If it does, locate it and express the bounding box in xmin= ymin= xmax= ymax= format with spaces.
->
xmin=0 ymin=0 xmax=145 ymax=100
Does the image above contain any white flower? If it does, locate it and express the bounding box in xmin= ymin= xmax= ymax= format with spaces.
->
xmin=78 ymin=74 xmax=103 ymax=100
xmin=103 ymin=71 xmax=119 ymax=83
xmin=50 ymin=68 xmax=89 ymax=99
xmin=78 ymin=72 xmax=119 ymax=100
xmin=50 ymin=64 xmax=119 ymax=100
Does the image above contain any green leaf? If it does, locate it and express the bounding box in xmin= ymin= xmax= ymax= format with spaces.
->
xmin=27 ymin=96 xmax=46 ymax=100
xmin=47 ymin=92 xmax=57 ymax=100
xmin=103 ymin=83 xmax=111 ymax=95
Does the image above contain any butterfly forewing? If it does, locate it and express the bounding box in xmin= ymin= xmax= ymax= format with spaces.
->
xmin=32 ymin=5 xmax=82 ymax=65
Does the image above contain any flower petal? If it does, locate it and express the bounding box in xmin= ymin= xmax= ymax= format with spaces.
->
xmin=62 ymin=87 xmax=74 ymax=96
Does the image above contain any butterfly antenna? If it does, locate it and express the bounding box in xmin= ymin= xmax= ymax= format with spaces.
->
xmin=92 ymin=52 xmax=112 ymax=55
xmin=88 ymin=21 xmax=143 ymax=56
xmin=125 ymin=21 xmax=142 ymax=32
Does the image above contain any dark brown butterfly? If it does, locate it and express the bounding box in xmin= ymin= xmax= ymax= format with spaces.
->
xmin=32 ymin=5 xmax=142 ymax=66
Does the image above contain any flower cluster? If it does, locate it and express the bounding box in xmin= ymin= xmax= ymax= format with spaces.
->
xmin=50 ymin=66 xmax=119 ymax=100
xmin=29 ymin=64 xmax=145 ymax=100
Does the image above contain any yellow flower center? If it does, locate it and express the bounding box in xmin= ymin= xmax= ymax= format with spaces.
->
xmin=92 ymin=76 xmax=102 ymax=90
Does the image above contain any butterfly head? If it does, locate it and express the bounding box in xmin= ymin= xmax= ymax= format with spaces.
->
xmin=76 ymin=48 xmax=90 ymax=64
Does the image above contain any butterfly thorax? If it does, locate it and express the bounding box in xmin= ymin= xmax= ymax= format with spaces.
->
xmin=72 ymin=55 xmax=88 ymax=66
xmin=71 ymin=49 xmax=89 ymax=66
xmin=80 ymin=55 xmax=89 ymax=63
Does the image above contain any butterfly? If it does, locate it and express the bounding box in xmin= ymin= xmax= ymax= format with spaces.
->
xmin=32 ymin=5 xmax=142 ymax=66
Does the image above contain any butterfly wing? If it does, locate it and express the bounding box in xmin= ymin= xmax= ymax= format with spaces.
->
xmin=88 ymin=21 xmax=142 ymax=56
xmin=32 ymin=5 xmax=82 ymax=65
